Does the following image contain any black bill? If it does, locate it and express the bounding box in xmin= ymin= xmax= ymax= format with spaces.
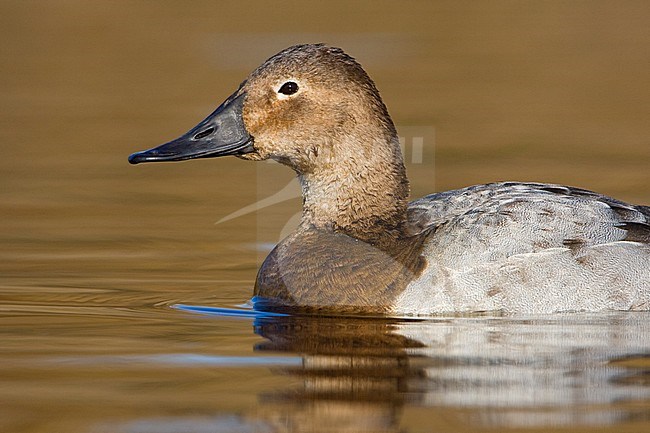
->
xmin=128 ymin=91 xmax=253 ymax=164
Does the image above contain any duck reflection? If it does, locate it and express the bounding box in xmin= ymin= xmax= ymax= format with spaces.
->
xmin=253 ymin=316 xmax=420 ymax=433
xmin=252 ymin=313 xmax=650 ymax=432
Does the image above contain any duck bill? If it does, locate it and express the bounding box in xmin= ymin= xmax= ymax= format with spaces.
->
xmin=128 ymin=92 xmax=253 ymax=164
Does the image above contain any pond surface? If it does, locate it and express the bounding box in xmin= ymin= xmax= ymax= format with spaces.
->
xmin=3 ymin=304 xmax=650 ymax=433
xmin=1 ymin=2 xmax=649 ymax=432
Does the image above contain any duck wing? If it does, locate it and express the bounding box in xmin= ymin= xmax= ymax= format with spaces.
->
xmin=407 ymin=182 xmax=649 ymax=266
xmin=398 ymin=182 xmax=649 ymax=313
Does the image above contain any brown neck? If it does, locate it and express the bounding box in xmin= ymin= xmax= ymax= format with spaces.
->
xmin=298 ymin=129 xmax=410 ymax=248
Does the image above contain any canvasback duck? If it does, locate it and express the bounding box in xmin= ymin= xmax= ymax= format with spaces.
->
xmin=129 ymin=44 xmax=650 ymax=315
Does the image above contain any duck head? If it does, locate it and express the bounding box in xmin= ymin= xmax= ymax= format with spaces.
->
xmin=129 ymin=44 xmax=409 ymax=242
xmin=130 ymin=44 xmax=399 ymax=170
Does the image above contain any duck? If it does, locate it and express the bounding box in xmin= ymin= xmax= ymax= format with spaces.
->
xmin=129 ymin=44 xmax=650 ymax=315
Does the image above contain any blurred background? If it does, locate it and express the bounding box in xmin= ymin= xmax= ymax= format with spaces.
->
xmin=1 ymin=2 xmax=649 ymax=432
xmin=2 ymin=0 xmax=649 ymax=254
xmin=2 ymin=0 xmax=649 ymax=325
xmin=2 ymin=2 xmax=649 ymax=258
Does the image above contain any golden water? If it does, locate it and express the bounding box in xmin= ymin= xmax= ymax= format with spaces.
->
xmin=1 ymin=1 xmax=649 ymax=432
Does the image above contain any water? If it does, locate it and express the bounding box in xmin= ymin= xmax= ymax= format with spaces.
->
xmin=1 ymin=2 xmax=649 ymax=432
xmin=3 ymin=306 xmax=649 ymax=432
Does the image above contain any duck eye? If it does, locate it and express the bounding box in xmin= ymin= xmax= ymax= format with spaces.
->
xmin=278 ymin=81 xmax=299 ymax=95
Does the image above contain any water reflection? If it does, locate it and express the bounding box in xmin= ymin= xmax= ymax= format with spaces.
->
xmin=252 ymin=313 xmax=650 ymax=432
xmin=254 ymin=315 xmax=413 ymax=433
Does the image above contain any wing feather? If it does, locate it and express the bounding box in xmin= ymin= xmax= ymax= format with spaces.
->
xmin=406 ymin=182 xmax=649 ymax=269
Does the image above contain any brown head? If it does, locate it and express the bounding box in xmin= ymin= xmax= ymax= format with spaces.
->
xmin=129 ymin=44 xmax=410 ymax=245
